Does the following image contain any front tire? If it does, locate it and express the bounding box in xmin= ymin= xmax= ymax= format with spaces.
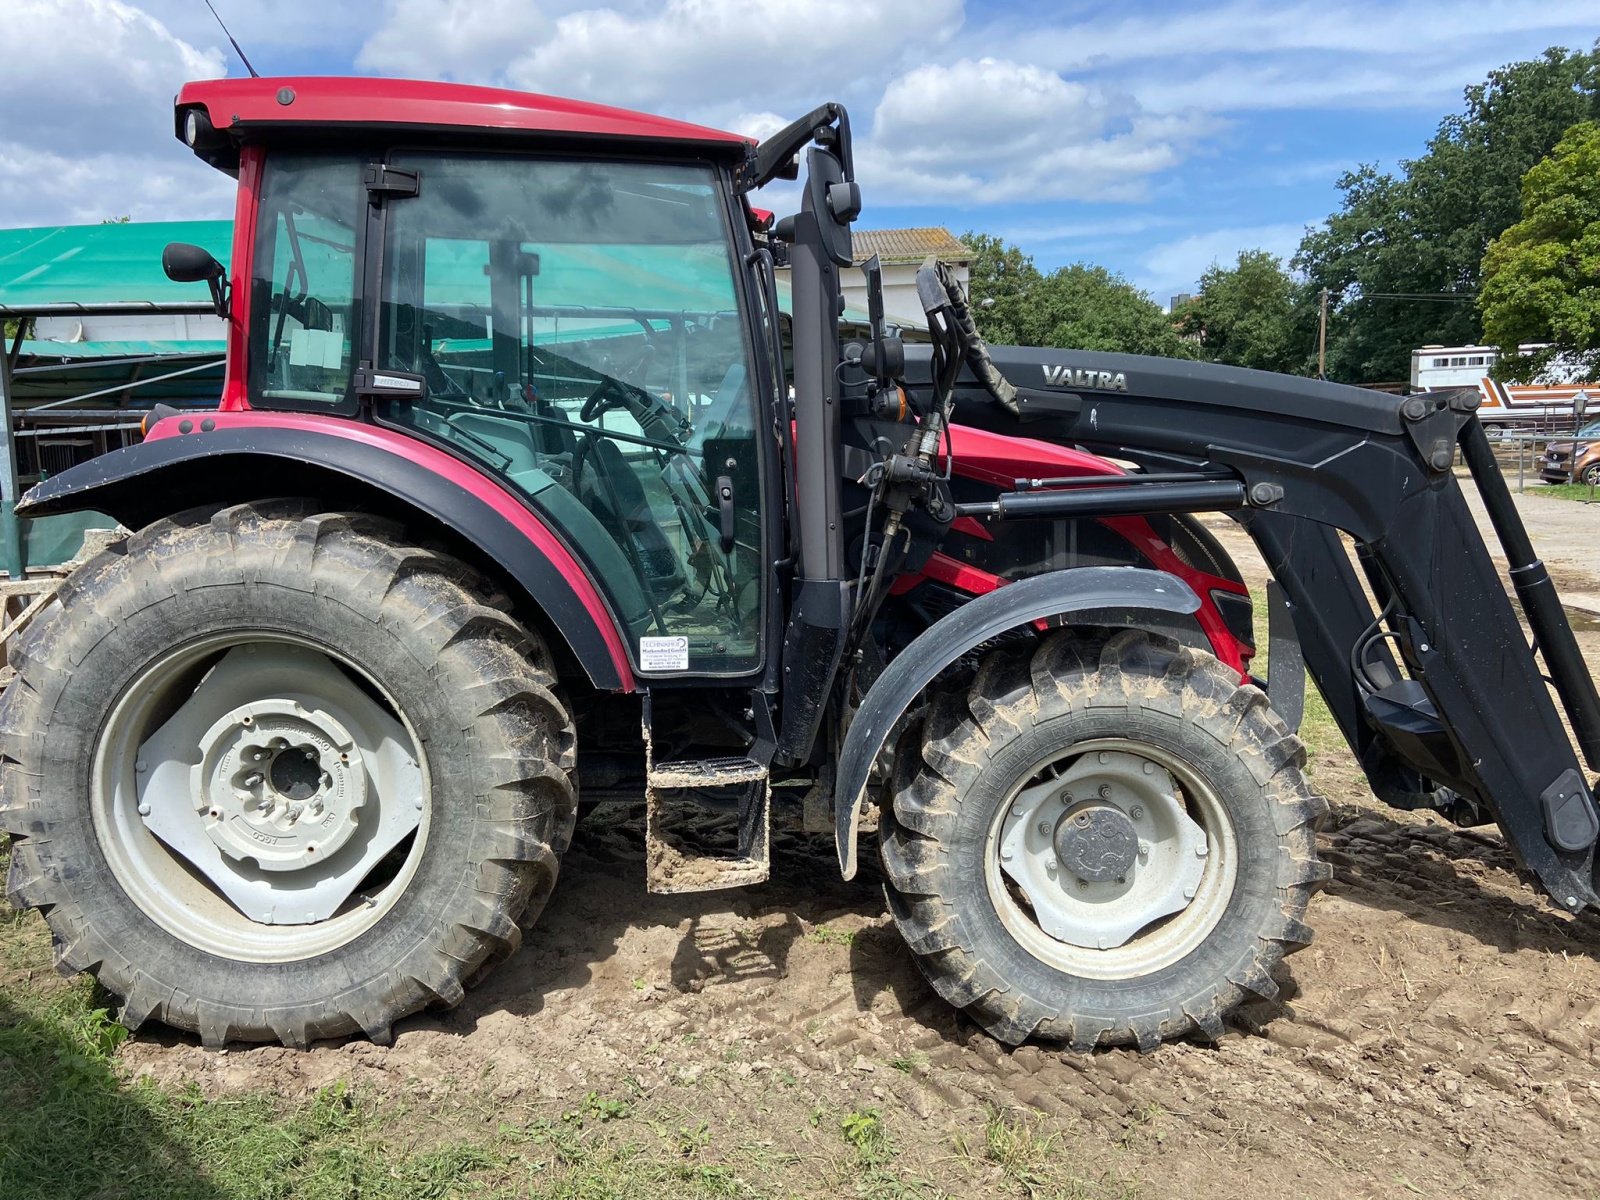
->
xmin=0 ymin=502 xmax=576 ymax=1047
xmin=880 ymin=630 xmax=1328 ymax=1051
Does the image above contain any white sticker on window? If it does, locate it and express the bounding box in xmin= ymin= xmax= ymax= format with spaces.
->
xmin=639 ymin=636 xmax=689 ymax=672
xmin=288 ymin=327 xmax=343 ymax=368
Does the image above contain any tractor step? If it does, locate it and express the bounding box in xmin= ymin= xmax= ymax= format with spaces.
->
xmin=645 ymin=753 xmax=771 ymax=894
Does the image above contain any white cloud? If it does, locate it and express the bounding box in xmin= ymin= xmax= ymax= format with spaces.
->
xmin=356 ymin=0 xmax=551 ymax=80
xmin=980 ymin=0 xmax=1597 ymax=114
xmin=3 ymin=0 xmax=224 ymax=151
xmin=1137 ymin=221 xmax=1311 ymax=299
xmin=358 ymin=0 xmax=963 ymax=123
xmin=861 ymin=58 xmax=1213 ymax=205
xmin=986 ymin=0 xmax=1596 ymax=77
xmin=0 ymin=0 xmax=228 ymax=228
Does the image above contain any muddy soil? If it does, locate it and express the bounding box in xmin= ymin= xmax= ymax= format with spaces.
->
xmin=86 ymin=493 xmax=1600 ymax=1197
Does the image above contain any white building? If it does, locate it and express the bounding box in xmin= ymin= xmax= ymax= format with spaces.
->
xmin=776 ymin=227 xmax=971 ymax=332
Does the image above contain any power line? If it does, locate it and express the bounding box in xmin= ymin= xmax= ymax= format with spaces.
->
xmin=1355 ymin=292 xmax=1477 ymax=304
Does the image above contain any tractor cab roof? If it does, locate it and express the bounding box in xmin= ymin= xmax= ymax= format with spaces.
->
xmin=175 ymin=76 xmax=753 ymax=172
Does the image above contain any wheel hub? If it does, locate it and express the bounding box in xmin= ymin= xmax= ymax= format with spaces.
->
xmin=996 ymin=749 xmax=1209 ymax=949
xmin=1054 ymin=801 xmax=1138 ymax=884
xmin=128 ymin=643 xmax=425 ymax=930
xmin=194 ymin=701 xmax=367 ymax=871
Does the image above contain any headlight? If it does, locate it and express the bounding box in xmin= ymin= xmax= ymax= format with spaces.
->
xmin=184 ymin=109 xmax=201 ymax=147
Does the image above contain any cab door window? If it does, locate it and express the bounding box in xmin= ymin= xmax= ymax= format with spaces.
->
xmin=376 ymin=154 xmax=764 ymax=676
xmin=248 ymin=155 xmax=361 ymax=410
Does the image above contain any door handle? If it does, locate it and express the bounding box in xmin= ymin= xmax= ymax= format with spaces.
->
xmin=716 ymin=475 xmax=736 ymax=552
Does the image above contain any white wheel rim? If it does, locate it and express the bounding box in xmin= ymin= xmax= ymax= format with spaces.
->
xmin=92 ymin=633 xmax=431 ymax=963
xmin=983 ymin=737 xmax=1237 ymax=980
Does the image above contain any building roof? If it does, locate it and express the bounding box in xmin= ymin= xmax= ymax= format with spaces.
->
xmin=851 ymin=227 xmax=971 ymax=265
xmin=1 ymin=217 xmax=874 ymax=338
xmin=0 ymin=221 xmax=233 ymax=316
xmin=176 ymin=77 xmax=751 ymax=169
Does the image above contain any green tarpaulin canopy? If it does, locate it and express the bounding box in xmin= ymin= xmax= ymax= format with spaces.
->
xmin=0 ymin=221 xmax=233 ymax=315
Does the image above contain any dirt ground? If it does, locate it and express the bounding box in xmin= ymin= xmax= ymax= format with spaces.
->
xmin=23 ymin=489 xmax=1600 ymax=1199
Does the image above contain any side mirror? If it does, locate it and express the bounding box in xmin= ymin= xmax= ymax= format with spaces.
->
xmin=162 ymin=242 xmax=223 ymax=283
xmin=162 ymin=242 xmax=229 ymax=318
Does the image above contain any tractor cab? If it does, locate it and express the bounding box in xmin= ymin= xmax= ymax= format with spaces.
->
xmin=179 ymin=77 xmax=779 ymax=682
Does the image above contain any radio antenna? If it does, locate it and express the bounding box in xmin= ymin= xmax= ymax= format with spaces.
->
xmin=202 ymin=0 xmax=260 ymax=78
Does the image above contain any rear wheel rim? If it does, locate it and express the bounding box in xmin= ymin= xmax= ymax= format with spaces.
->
xmin=983 ymin=737 xmax=1237 ymax=980
xmin=91 ymin=631 xmax=431 ymax=963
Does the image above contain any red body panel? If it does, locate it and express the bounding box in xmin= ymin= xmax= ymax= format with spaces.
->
xmin=144 ymin=410 xmax=636 ymax=691
xmin=220 ymin=145 xmax=261 ymax=413
xmin=907 ymin=424 xmax=1253 ymax=675
xmin=177 ymin=77 xmax=750 ymax=153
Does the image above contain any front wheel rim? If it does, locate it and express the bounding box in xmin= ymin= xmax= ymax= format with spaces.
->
xmin=91 ymin=632 xmax=431 ymax=963
xmin=983 ymin=737 xmax=1238 ymax=980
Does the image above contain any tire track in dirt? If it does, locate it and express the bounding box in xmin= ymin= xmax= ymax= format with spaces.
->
xmin=116 ymin=805 xmax=1600 ymax=1198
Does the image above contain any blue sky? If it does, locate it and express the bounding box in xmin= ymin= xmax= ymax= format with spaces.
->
xmin=3 ymin=1 xmax=1595 ymax=304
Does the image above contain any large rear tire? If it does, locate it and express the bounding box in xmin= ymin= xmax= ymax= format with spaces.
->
xmin=880 ymin=630 xmax=1328 ymax=1051
xmin=0 ymin=502 xmax=576 ymax=1047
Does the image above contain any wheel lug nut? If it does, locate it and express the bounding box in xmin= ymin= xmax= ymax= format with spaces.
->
xmin=137 ymin=802 xmax=151 ymax=817
xmin=1130 ymin=805 xmax=1144 ymax=820
xmin=1098 ymin=785 xmax=1112 ymax=799
xmin=1059 ymin=791 xmax=1072 ymax=805
xmin=244 ymin=773 xmax=263 ymax=789
xmin=1045 ymin=856 xmax=1057 ymax=871
xmin=1036 ymin=821 xmax=1051 ymax=835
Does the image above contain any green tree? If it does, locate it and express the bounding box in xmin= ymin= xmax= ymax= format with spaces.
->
xmin=1177 ymin=249 xmax=1308 ymax=373
xmin=961 ymin=230 xmax=1044 ymax=345
xmin=1295 ymin=44 xmax=1600 ymax=383
xmin=1480 ymin=121 xmax=1600 ymax=380
xmin=964 ymin=232 xmax=1192 ymax=357
xmin=1031 ymin=263 xmax=1194 ymax=358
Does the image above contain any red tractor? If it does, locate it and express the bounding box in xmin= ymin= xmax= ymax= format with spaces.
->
xmin=6 ymin=77 xmax=1600 ymax=1053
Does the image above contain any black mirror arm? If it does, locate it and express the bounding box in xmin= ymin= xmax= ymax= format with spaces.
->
xmin=741 ymin=102 xmax=850 ymax=192
xmin=207 ymin=275 xmax=230 ymax=321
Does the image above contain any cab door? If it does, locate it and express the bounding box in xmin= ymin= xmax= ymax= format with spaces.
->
xmin=370 ymin=152 xmax=770 ymax=678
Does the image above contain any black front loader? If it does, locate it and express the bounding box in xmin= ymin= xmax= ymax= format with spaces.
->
xmin=929 ymin=344 xmax=1600 ymax=913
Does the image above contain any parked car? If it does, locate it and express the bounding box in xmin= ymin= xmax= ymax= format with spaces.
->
xmin=1541 ymin=420 xmax=1600 ymax=484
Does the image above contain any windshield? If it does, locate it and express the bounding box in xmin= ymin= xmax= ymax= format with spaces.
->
xmin=248 ymin=155 xmax=361 ymax=410
xmin=376 ymin=154 xmax=764 ymax=676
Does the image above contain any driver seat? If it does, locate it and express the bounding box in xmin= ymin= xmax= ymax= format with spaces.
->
xmin=584 ymin=435 xmax=685 ymax=600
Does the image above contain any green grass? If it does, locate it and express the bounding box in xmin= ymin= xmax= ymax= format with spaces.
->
xmin=805 ymin=924 xmax=856 ymax=947
xmin=0 ymin=980 xmax=508 ymax=1200
xmin=1524 ymin=482 xmax=1600 ymax=503
xmin=1249 ymin=590 xmax=1342 ymax=763
xmin=953 ymin=1106 xmax=1140 ymax=1200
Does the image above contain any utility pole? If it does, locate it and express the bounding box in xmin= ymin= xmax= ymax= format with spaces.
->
xmin=1317 ymin=288 xmax=1329 ymax=380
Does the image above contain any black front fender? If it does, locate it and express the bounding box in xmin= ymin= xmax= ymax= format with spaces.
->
xmin=834 ymin=566 xmax=1202 ymax=878
xmin=18 ymin=423 xmax=634 ymax=691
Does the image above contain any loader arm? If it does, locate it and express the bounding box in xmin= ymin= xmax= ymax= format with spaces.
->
xmin=912 ymin=344 xmax=1600 ymax=913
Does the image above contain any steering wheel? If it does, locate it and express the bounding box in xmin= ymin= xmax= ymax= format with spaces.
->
xmin=580 ymin=379 xmax=626 ymax=424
